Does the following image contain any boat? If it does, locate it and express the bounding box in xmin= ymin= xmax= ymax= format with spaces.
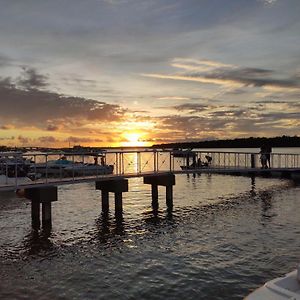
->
xmin=171 ymin=148 xmax=196 ymax=158
xmin=0 ymin=152 xmax=33 ymax=177
xmin=30 ymin=157 xmax=114 ymax=178
xmin=180 ymin=155 xmax=212 ymax=169
xmin=180 ymin=164 xmax=209 ymax=170
xmin=245 ymin=266 xmax=300 ymax=299
xmin=30 ymin=157 xmax=74 ymax=176
xmin=63 ymin=163 xmax=114 ymax=176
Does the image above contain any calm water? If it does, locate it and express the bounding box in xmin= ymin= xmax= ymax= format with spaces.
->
xmin=1 ymin=149 xmax=300 ymax=299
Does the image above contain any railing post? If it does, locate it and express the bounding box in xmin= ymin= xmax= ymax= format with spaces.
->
xmin=115 ymin=153 xmax=119 ymax=175
xmin=137 ymin=152 xmax=141 ymax=174
xmin=45 ymin=154 xmax=48 ymax=183
xmin=251 ymin=154 xmax=256 ymax=168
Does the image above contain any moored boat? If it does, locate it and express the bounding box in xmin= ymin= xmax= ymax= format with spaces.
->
xmin=29 ymin=158 xmax=114 ymax=178
xmin=171 ymin=148 xmax=196 ymax=158
xmin=63 ymin=163 xmax=114 ymax=176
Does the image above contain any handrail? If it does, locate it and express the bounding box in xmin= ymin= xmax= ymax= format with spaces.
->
xmin=0 ymin=150 xmax=300 ymax=191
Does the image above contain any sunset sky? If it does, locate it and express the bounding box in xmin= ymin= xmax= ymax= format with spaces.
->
xmin=0 ymin=0 xmax=299 ymax=147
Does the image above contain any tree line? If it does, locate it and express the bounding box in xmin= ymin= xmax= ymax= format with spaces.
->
xmin=152 ymin=135 xmax=300 ymax=149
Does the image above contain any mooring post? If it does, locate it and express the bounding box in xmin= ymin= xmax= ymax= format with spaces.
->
xmin=251 ymin=154 xmax=256 ymax=168
xmin=25 ymin=186 xmax=58 ymax=230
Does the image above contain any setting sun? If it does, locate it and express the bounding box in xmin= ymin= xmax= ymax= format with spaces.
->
xmin=121 ymin=132 xmax=149 ymax=147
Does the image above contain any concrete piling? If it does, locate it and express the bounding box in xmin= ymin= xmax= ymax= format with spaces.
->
xmin=42 ymin=202 xmax=52 ymax=228
xmin=101 ymin=190 xmax=109 ymax=212
xmin=151 ymin=184 xmax=159 ymax=209
xmin=96 ymin=179 xmax=128 ymax=213
xmin=25 ymin=186 xmax=58 ymax=230
xmin=31 ymin=201 xmax=40 ymax=230
xmin=144 ymin=174 xmax=176 ymax=210
xmin=166 ymin=185 xmax=173 ymax=209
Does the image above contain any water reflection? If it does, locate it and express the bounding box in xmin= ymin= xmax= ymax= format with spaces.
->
xmin=260 ymin=191 xmax=274 ymax=224
xmin=95 ymin=212 xmax=111 ymax=243
xmin=250 ymin=176 xmax=256 ymax=197
xmin=114 ymin=212 xmax=125 ymax=236
xmin=22 ymin=229 xmax=56 ymax=257
xmin=95 ymin=210 xmax=125 ymax=244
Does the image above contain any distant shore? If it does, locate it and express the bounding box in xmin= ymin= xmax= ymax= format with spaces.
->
xmin=152 ymin=136 xmax=300 ymax=149
xmin=1 ymin=135 xmax=299 ymax=152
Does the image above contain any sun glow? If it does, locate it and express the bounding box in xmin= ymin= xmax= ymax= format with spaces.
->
xmin=121 ymin=132 xmax=149 ymax=147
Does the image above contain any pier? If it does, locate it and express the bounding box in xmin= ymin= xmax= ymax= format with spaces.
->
xmin=1 ymin=149 xmax=300 ymax=230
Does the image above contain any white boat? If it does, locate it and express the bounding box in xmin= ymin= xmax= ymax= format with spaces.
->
xmin=30 ymin=158 xmax=114 ymax=177
xmin=30 ymin=158 xmax=73 ymax=176
xmin=63 ymin=163 xmax=114 ymax=176
xmin=246 ymin=266 xmax=300 ymax=299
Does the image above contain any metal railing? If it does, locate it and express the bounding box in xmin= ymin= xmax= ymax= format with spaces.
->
xmin=1 ymin=150 xmax=300 ymax=190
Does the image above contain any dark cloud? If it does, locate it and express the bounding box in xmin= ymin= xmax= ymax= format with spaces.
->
xmin=208 ymin=109 xmax=248 ymax=118
xmin=254 ymin=100 xmax=290 ymax=104
xmin=38 ymin=136 xmax=59 ymax=143
xmin=173 ymin=103 xmax=213 ymax=113
xmin=0 ymin=124 xmax=14 ymax=130
xmin=0 ymin=76 xmax=125 ymax=130
xmin=152 ymin=104 xmax=300 ymax=141
xmin=254 ymin=100 xmax=300 ymax=109
xmin=257 ymin=111 xmax=300 ymax=121
xmin=0 ymin=136 xmax=14 ymax=141
xmin=65 ymin=136 xmax=103 ymax=143
xmin=171 ymin=103 xmax=239 ymax=114
xmin=17 ymin=67 xmax=49 ymax=89
xmin=190 ymin=67 xmax=300 ymax=89
xmin=46 ymin=124 xmax=59 ymax=131
xmin=17 ymin=135 xmax=31 ymax=144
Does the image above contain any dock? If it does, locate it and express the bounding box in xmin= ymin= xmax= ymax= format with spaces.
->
xmin=1 ymin=149 xmax=299 ymax=230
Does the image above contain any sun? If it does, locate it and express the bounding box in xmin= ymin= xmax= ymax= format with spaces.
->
xmin=122 ymin=132 xmax=149 ymax=147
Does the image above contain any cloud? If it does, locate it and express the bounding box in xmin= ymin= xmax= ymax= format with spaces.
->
xmin=0 ymin=124 xmax=15 ymax=130
xmin=0 ymin=54 xmax=13 ymax=67
xmin=46 ymin=124 xmax=60 ymax=131
xmin=65 ymin=136 xmax=103 ymax=143
xmin=17 ymin=135 xmax=32 ymax=144
xmin=17 ymin=67 xmax=49 ymax=89
xmin=0 ymin=74 xmax=125 ymax=131
xmin=143 ymin=59 xmax=300 ymax=91
xmin=38 ymin=136 xmax=59 ymax=144
xmin=0 ymin=136 xmax=14 ymax=141
xmin=172 ymin=103 xmax=214 ymax=113
xmin=260 ymin=0 xmax=278 ymax=5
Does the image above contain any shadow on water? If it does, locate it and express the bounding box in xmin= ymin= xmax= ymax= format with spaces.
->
xmin=94 ymin=206 xmax=176 ymax=245
xmin=94 ymin=211 xmax=125 ymax=245
xmin=22 ymin=228 xmax=57 ymax=258
xmin=260 ymin=190 xmax=275 ymax=224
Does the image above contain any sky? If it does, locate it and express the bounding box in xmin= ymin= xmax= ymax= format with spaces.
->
xmin=0 ymin=0 xmax=299 ymax=147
